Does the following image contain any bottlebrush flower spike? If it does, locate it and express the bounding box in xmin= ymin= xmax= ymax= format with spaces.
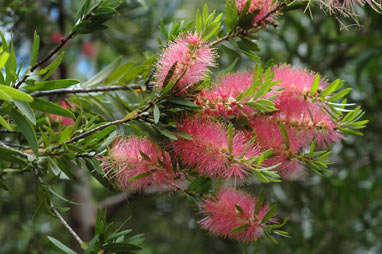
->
xmin=155 ymin=33 xmax=217 ymax=94
xmin=99 ymin=137 xmax=176 ymax=192
xmin=236 ymin=0 xmax=277 ymax=24
xmin=271 ymin=65 xmax=342 ymax=148
xmin=197 ymin=71 xmax=254 ymax=119
xmin=199 ymin=188 xmax=277 ymax=243
xmin=172 ymin=116 xmax=260 ymax=179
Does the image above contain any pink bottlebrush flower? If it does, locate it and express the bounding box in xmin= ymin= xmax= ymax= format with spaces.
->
xmin=199 ymin=188 xmax=276 ymax=243
xmin=49 ymin=100 xmax=75 ymax=126
xmin=99 ymin=137 xmax=176 ymax=192
xmin=236 ymin=0 xmax=277 ymax=24
xmin=155 ymin=33 xmax=217 ymax=94
xmin=271 ymin=65 xmax=342 ymax=147
xmin=172 ymin=116 xmax=260 ymax=179
xmin=50 ymin=32 xmax=65 ymax=44
xmin=250 ymin=117 xmax=306 ymax=178
xmin=198 ymin=71 xmax=254 ymax=119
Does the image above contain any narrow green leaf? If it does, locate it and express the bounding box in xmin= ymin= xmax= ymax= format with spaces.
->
xmin=14 ymin=100 xmax=36 ymax=125
xmin=30 ymin=31 xmax=40 ymax=66
xmin=279 ymin=123 xmax=289 ymax=149
xmin=10 ymin=110 xmax=38 ymax=155
xmin=310 ymin=74 xmax=320 ymax=96
xmin=254 ymin=189 xmax=264 ymax=215
xmin=235 ymin=204 xmax=244 ymax=215
xmin=320 ymin=79 xmax=341 ymax=98
xmin=264 ymin=231 xmax=278 ymax=245
xmin=338 ymin=127 xmax=364 ymax=136
xmin=0 ymin=115 xmax=12 ymax=131
xmin=309 ymin=139 xmax=316 ymax=157
xmin=0 ymin=52 xmax=9 ymax=70
xmin=230 ymin=224 xmax=249 ymax=233
xmin=327 ymin=88 xmax=352 ymax=102
xmin=227 ymin=123 xmax=233 ymax=154
xmin=47 ymin=236 xmax=76 ymax=254
xmin=30 ymin=98 xmax=75 ymax=119
xmin=158 ymin=127 xmax=178 ymax=140
xmin=0 ymin=89 xmax=12 ymax=101
xmin=261 ymin=204 xmax=278 ymax=223
xmin=153 ymin=104 xmax=160 ymax=124
xmin=0 ymin=85 xmax=33 ymax=102
xmin=162 ymin=62 xmax=178 ymax=95
xmin=128 ymin=171 xmax=153 ymax=182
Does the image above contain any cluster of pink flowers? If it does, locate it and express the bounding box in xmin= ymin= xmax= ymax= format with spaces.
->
xmin=235 ymin=0 xmax=277 ymax=24
xmin=196 ymin=71 xmax=255 ymax=119
xmin=199 ymin=188 xmax=276 ymax=243
xmin=155 ymin=33 xmax=217 ymax=94
xmin=99 ymin=137 xmax=176 ymax=192
xmin=172 ymin=116 xmax=260 ymax=179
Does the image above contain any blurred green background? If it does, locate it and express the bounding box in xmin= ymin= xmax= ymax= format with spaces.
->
xmin=0 ymin=0 xmax=381 ymax=253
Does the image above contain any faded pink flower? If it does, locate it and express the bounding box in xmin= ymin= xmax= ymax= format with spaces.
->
xmin=155 ymin=33 xmax=217 ymax=94
xmin=199 ymin=188 xmax=276 ymax=243
xmin=172 ymin=116 xmax=260 ymax=179
xmin=236 ymin=0 xmax=277 ymax=24
xmin=99 ymin=137 xmax=176 ymax=192
xmin=317 ymin=0 xmax=382 ymax=17
xmin=49 ymin=100 xmax=75 ymax=126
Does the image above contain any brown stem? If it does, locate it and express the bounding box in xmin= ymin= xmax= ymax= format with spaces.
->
xmin=30 ymin=85 xmax=143 ymax=97
xmin=50 ymin=201 xmax=85 ymax=246
xmin=14 ymin=1 xmax=104 ymax=89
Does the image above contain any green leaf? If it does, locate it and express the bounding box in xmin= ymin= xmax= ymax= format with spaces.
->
xmin=309 ymin=139 xmax=316 ymax=157
xmin=230 ymin=224 xmax=249 ymax=233
xmin=85 ymin=125 xmax=117 ymax=146
xmin=227 ymin=123 xmax=233 ymax=154
xmin=327 ymin=88 xmax=352 ymax=102
xmin=158 ymin=127 xmax=178 ymax=140
xmin=261 ymin=204 xmax=278 ymax=223
xmin=254 ymin=189 xmax=264 ymax=215
xmin=153 ymin=104 xmax=160 ymax=124
xmin=310 ymin=74 xmax=320 ymax=96
xmin=30 ymin=98 xmax=75 ymax=119
xmin=264 ymin=231 xmax=278 ymax=245
xmin=10 ymin=110 xmax=38 ymax=155
xmin=0 ymin=52 xmax=9 ymax=70
xmin=279 ymin=123 xmax=289 ymax=149
xmin=320 ymin=79 xmax=342 ymax=98
xmin=162 ymin=62 xmax=178 ymax=95
xmin=24 ymin=79 xmax=80 ymax=91
xmin=0 ymin=89 xmax=12 ymax=101
xmin=14 ymin=100 xmax=36 ymax=125
xmin=235 ymin=204 xmax=244 ymax=214
xmin=83 ymin=57 xmax=122 ymax=87
xmin=30 ymin=31 xmax=40 ymax=66
xmin=47 ymin=236 xmax=76 ymax=254
xmin=167 ymin=98 xmax=199 ymax=107
xmin=128 ymin=171 xmax=153 ymax=182
xmin=0 ymin=115 xmax=12 ymax=131
xmin=338 ymin=127 xmax=364 ymax=136
xmin=0 ymin=85 xmax=33 ymax=102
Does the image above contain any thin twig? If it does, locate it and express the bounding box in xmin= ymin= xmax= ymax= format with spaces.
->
xmin=30 ymin=85 xmax=142 ymax=97
xmin=50 ymin=201 xmax=85 ymax=245
xmin=0 ymin=141 xmax=29 ymax=157
xmin=210 ymin=2 xmax=286 ymax=47
xmin=14 ymin=1 xmax=104 ymax=89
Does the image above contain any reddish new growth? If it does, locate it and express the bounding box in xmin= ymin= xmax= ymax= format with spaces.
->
xmin=99 ymin=137 xmax=176 ymax=192
xmin=197 ymin=71 xmax=254 ymax=119
xmin=199 ymin=188 xmax=275 ymax=243
xmin=236 ymin=0 xmax=277 ymax=24
xmin=172 ymin=116 xmax=260 ymax=179
xmin=155 ymin=33 xmax=217 ymax=94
